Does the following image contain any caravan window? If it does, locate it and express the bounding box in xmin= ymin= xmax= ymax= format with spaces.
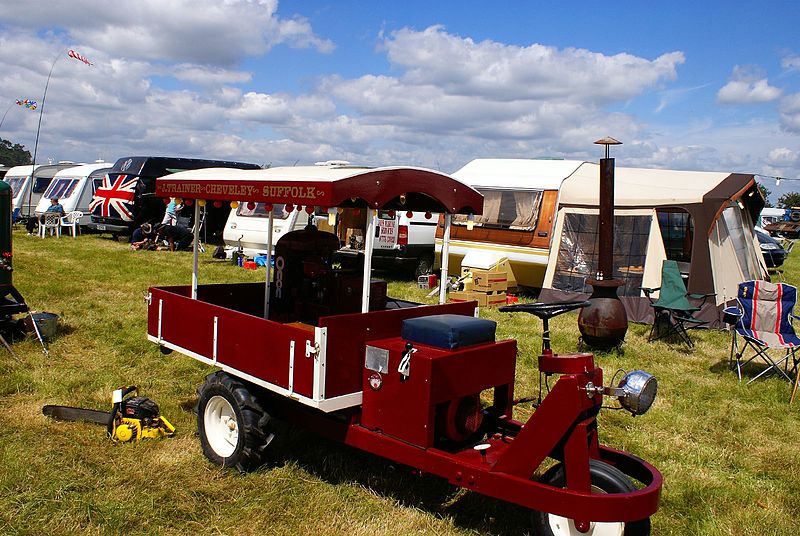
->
xmin=552 ymin=213 xmax=651 ymax=297
xmin=657 ymin=210 xmax=693 ymax=262
xmin=453 ymin=189 xmax=543 ymax=230
xmin=236 ymin=202 xmax=291 ymax=220
xmin=4 ymin=177 xmax=26 ymax=195
xmin=44 ymin=178 xmax=78 ymax=199
xmin=32 ymin=176 xmax=52 ymax=193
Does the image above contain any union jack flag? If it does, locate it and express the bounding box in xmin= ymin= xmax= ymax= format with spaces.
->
xmin=89 ymin=174 xmax=137 ymax=220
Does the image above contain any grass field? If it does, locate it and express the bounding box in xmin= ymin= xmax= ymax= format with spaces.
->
xmin=1 ymin=230 xmax=799 ymax=535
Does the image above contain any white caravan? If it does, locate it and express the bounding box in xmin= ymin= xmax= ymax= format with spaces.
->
xmin=4 ymin=162 xmax=82 ymax=219
xmin=34 ymin=162 xmax=113 ymax=225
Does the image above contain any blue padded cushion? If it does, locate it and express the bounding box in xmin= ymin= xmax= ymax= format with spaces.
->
xmin=401 ymin=314 xmax=496 ymax=350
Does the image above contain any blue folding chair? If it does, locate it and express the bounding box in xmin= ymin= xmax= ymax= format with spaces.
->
xmin=723 ymin=281 xmax=800 ymax=393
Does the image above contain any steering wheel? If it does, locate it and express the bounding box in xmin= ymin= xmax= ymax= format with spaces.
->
xmin=499 ymin=300 xmax=591 ymax=353
xmin=499 ymin=300 xmax=590 ymax=321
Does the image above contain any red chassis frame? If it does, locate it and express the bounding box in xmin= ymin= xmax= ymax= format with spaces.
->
xmin=148 ymin=282 xmax=661 ymax=524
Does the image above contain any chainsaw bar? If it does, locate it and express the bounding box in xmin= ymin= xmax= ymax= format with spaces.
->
xmin=42 ymin=405 xmax=111 ymax=425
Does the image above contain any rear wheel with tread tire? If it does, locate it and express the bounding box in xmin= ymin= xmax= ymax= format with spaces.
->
xmin=531 ymin=459 xmax=651 ymax=536
xmin=197 ymin=371 xmax=273 ymax=472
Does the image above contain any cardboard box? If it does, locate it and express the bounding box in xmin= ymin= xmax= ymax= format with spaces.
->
xmin=460 ymin=255 xmax=517 ymax=289
xmin=448 ymin=290 xmax=507 ymax=308
xmin=470 ymin=269 xmax=508 ymax=292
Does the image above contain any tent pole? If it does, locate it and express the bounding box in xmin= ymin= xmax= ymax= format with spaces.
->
xmin=264 ymin=209 xmax=274 ymax=319
xmin=191 ymin=202 xmax=201 ymax=300
xmin=361 ymin=208 xmax=376 ymax=313
xmin=439 ymin=213 xmax=452 ymax=304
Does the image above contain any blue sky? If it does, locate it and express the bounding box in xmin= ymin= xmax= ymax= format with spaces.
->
xmin=1 ymin=0 xmax=799 ymax=201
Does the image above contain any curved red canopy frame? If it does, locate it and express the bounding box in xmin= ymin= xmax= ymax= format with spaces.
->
xmin=155 ymin=165 xmax=484 ymax=215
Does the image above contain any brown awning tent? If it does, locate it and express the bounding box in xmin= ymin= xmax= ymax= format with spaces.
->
xmin=539 ymin=164 xmax=767 ymax=327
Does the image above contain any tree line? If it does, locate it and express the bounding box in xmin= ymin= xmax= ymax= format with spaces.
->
xmin=0 ymin=137 xmax=32 ymax=167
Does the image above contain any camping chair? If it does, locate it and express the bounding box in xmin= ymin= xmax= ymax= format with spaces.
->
xmin=642 ymin=260 xmax=714 ymax=348
xmin=724 ymin=281 xmax=800 ymax=394
xmin=38 ymin=213 xmax=61 ymax=238
xmin=60 ymin=211 xmax=83 ymax=238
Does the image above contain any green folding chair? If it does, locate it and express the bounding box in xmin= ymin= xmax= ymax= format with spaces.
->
xmin=642 ymin=260 xmax=715 ymax=348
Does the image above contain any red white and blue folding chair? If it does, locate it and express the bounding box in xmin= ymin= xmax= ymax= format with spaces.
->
xmin=723 ymin=281 xmax=800 ymax=394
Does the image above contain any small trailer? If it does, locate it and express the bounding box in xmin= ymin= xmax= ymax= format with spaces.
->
xmin=146 ymin=165 xmax=662 ymax=535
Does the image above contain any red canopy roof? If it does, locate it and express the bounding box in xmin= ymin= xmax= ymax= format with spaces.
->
xmin=155 ymin=165 xmax=483 ymax=214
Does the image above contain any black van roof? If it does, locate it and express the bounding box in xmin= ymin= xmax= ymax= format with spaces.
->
xmin=110 ymin=156 xmax=262 ymax=176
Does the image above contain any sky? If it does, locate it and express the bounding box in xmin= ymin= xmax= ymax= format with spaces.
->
xmin=0 ymin=0 xmax=799 ymax=202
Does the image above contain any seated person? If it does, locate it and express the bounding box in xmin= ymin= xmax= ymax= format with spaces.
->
xmin=161 ymin=223 xmax=193 ymax=251
xmin=130 ymin=223 xmax=157 ymax=250
xmin=26 ymin=197 xmax=64 ymax=234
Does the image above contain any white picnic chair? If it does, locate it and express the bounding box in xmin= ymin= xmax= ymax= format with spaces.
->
xmin=38 ymin=213 xmax=61 ymax=238
xmin=60 ymin=211 xmax=83 ymax=238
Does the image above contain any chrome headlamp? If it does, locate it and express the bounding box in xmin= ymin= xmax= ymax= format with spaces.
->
xmin=604 ymin=370 xmax=658 ymax=416
xmin=617 ymin=370 xmax=658 ymax=415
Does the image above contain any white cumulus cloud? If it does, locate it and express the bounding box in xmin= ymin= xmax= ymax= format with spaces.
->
xmin=717 ymin=66 xmax=782 ymax=104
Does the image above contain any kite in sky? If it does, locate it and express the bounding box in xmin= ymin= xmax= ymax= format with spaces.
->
xmin=67 ymin=49 xmax=93 ymax=66
xmin=15 ymin=99 xmax=37 ymax=110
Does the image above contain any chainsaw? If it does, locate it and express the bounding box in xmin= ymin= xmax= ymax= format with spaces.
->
xmin=42 ymin=386 xmax=175 ymax=442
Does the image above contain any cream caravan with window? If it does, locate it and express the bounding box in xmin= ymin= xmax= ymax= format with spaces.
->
xmin=435 ymin=159 xmax=585 ymax=288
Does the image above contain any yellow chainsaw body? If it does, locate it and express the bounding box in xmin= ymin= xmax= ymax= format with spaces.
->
xmin=113 ymin=416 xmax=176 ymax=442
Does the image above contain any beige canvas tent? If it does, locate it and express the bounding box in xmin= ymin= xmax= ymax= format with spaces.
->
xmin=540 ymin=163 xmax=767 ymax=327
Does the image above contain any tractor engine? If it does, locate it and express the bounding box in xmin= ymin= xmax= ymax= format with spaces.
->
xmin=436 ymin=392 xmax=484 ymax=444
xmin=360 ymin=314 xmax=517 ymax=449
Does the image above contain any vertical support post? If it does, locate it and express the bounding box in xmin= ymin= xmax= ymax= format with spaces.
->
xmin=438 ymin=213 xmax=452 ymax=304
xmin=361 ymin=208 xmax=376 ymax=313
xmin=263 ymin=208 xmax=274 ymax=319
xmin=191 ymin=202 xmax=200 ymax=300
xmin=598 ymin=158 xmax=615 ymax=279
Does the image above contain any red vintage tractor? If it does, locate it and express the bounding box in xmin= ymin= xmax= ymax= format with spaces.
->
xmin=147 ymin=164 xmax=662 ymax=535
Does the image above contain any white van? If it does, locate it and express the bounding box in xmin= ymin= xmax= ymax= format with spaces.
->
xmin=4 ymin=162 xmax=82 ymax=219
xmin=372 ymin=210 xmax=437 ymax=276
xmin=223 ymin=202 xmax=312 ymax=258
xmin=34 ymin=162 xmax=112 ymax=225
xmin=223 ymin=204 xmax=436 ymax=277
xmin=758 ymin=207 xmax=785 ymax=228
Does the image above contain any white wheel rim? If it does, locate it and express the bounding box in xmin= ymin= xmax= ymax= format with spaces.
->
xmin=204 ymin=395 xmax=239 ymax=458
xmin=547 ymin=486 xmax=625 ymax=536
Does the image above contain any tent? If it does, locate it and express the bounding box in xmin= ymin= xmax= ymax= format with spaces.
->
xmin=540 ymin=163 xmax=767 ymax=327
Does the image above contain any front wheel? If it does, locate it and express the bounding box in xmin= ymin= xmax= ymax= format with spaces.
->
xmin=531 ymin=459 xmax=651 ymax=536
xmin=197 ymin=371 xmax=273 ymax=472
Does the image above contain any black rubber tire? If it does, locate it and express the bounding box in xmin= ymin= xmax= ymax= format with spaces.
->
xmin=196 ymin=371 xmax=273 ymax=472
xmin=531 ymin=459 xmax=651 ymax=536
xmin=413 ymin=255 xmax=434 ymax=279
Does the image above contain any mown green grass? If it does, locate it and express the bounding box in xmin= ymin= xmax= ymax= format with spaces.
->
xmin=1 ymin=231 xmax=798 ymax=535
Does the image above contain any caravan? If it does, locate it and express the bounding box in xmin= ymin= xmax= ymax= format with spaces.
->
xmin=436 ymin=158 xmax=583 ymax=287
xmin=4 ymin=162 xmax=82 ymax=219
xmin=33 ymin=162 xmax=112 ymax=226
